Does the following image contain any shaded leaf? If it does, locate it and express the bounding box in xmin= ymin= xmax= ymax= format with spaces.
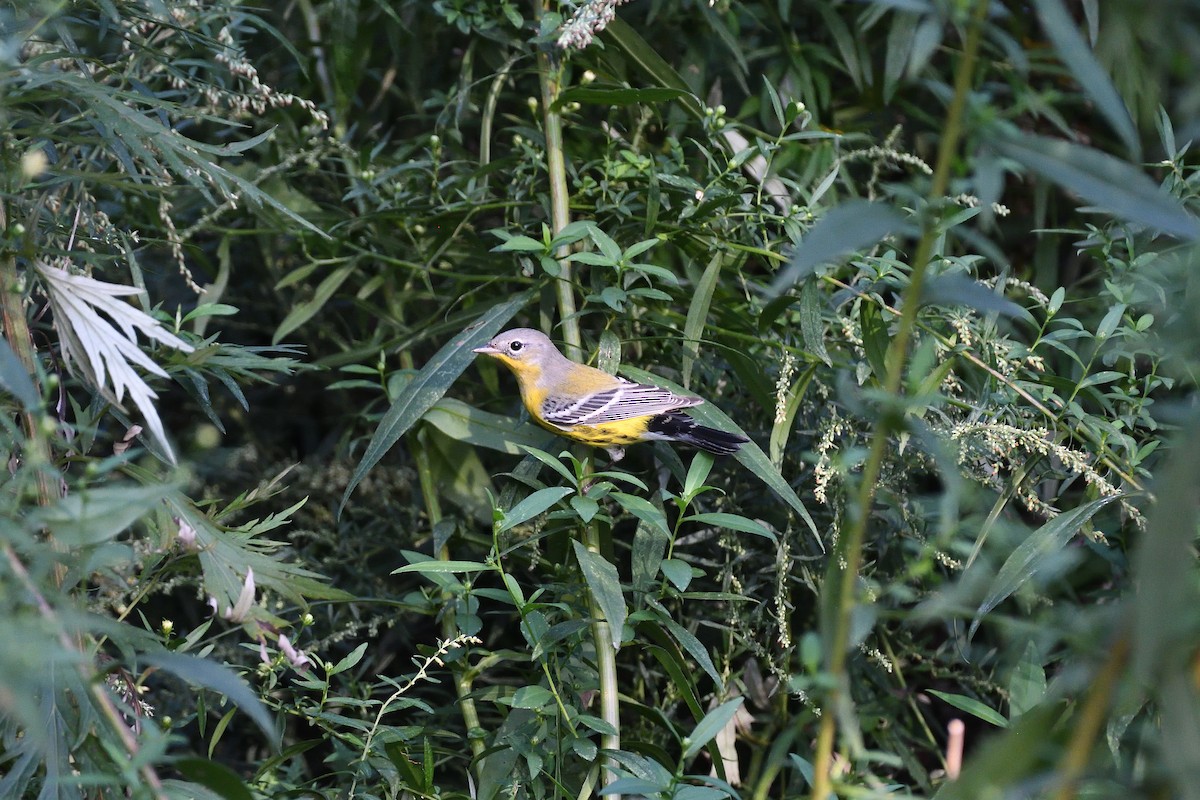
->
xmin=927 ymin=690 xmax=1008 ymax=728
xmin=0 ymin=336 xmax=40 ymax=411
xmin=1034 ymin=0 xmax=1139 ymax=158
xmin=572 ymin=540 xmax=628 ymax=650
xmin=682 ymin=697 xmax=744 ymax=760
xmin=769 ymin=201 xmax=908 ymax=296
xmin=144 ymin=652 xmax=277 ymax=747
xmin=970 ymin=494 xmax=1119 ymax=639
xmin=340 ymin=290 xmax=533 ymax=513
xmin=993 ymin=133 xmax=1200 ymax=240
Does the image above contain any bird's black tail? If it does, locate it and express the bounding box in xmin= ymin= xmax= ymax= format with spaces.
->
xmin=648 ymin=411 xmax=749 ymax=456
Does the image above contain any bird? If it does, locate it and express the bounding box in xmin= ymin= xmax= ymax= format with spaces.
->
xmin=472 ymin=328 xmax=749 ymax=461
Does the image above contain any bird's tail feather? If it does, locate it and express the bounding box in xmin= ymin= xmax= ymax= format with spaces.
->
xmin=648 ymin=412 xmax=749 ymax=456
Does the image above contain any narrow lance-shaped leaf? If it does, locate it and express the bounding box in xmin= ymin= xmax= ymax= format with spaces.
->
xmin=769 ymin=201 xmax=909 ymax=297
xmin=339 ymin=290 xmax=533 ymax=513
xmin=969 ymin=494 xmax=1119 ymax=639
xmin=572 ymin=541 xmax=628 ymax=651
xmin=992 ymin=133 xmax=1200 ymax=241
xmin=1034 ymin=0 xmax=1139 ymax=158
xmin=682 ymin=697 xmax=745 ymax=760
xmin=682 ymin=252 xmax=724 ymax=389
xmin=620 ymin=366 xmax=823 ymax=552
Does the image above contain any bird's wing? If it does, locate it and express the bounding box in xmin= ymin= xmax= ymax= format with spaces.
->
xmin=541 ymin=380 xmax=702 ymax=427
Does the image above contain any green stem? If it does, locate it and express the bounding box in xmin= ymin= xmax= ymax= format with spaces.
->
xmin=537 ymin=24 xmax=621 ymax=786
xmin=538 ymin=47 xmax=581 ymax=360
xmin=0 ymin=201 xmax=59 ymax=575
xmin=404 ymin=355 xmax=487 ymax=770
xmin=809 ymin=2 xmax=990 ymax=797
xmin=1052 ymin=634 xmax=1129 ymax=800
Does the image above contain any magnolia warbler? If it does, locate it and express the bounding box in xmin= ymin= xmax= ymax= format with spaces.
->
xmin=473 ymin=328 xmax=748 ymax=461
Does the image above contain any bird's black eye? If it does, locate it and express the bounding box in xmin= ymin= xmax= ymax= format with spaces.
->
xmin=509 ymin=341 xmax=523 ymax=352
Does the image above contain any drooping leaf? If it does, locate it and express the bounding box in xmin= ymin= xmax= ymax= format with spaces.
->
xmin=340 ymin=290 xmax=533 ymax=513
xmin=993 ymin=133 xmax=1200 ymax=240
xmin=1034 ymin=0 xmax=1139 ymax=158
xmin=144 ymin=652 xmax=277 ymax=747
xmin=969 ymin=494 xmax=1119 ymax=639
xmin=572 ymin=541 xmax=628 ymax=650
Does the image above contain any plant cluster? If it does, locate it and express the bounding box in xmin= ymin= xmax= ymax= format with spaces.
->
xmin=1 ymin=1 xmax=1198 ymax=799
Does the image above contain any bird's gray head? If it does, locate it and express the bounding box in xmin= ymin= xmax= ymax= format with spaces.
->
xmin=472 ymin=328 xmax=561 ymax=366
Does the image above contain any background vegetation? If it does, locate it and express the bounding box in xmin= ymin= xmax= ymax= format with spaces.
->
xmin=2 ymin=0 xmax=1198 ymax=798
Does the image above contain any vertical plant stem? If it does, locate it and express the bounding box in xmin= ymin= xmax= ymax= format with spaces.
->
xmin=402 ymin=354 xmax=487 ymax=770
xmin=0 ymin=201 xmax=61 ymax=576
xmin=808 ymin=2 xmax=989 ymax=797
xmin=1051 ymin=634 xmax=1130 ymax=800
xmin=536 ymin=17 xmax=621 ymax=784
xmin=538 ymin=47 xmax=582 ymax=361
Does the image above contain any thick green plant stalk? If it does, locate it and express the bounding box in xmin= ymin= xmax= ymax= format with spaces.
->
xmin=537 ymin=30 xmax=622 ymax=784
xmin=808 ymin=1 xmax=991 ymax=797
xmin=404 ymin=349 xmax=486 ymax=770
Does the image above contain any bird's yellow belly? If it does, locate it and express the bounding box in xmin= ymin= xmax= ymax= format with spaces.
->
xmin=535 ymin=416 xmax=652 ymax=447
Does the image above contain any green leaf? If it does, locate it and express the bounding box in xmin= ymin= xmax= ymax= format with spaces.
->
xmin=31 ymin=484 xmax=173 ymax=546
xmin=799 ymin=278 xmax=831 ymax=366
xmin=921 ymin=274 xmax=1026 ymax=318
xmin=601 ymin=18 xmax=705 ymax=119
xmin=330 ymin=642 xmax=368 ymax=675
xmin=927 ymin=690 xmax=1008 ymax=728
xmin=392 ymin=559 xmax=493 ymax=575
xmin=610 ymin=491 xmax=670 ymax=536
xmin=423 ymin=398 xmax=554 ymax=454
xmin=1007 ymin=642 xmax=1047 ymax=719
xmin=1033 ymin=0 xmax=1139 ymax=158
xmin=271 ymin=264 xmax=354 ymax=344
xmin=1133 ymin=421 xmax=1200 ymax=683
xmin=144 ymin=652 xmax=277 ymax=747
xmin=769 ymin=200 xmax=908 ymax=296
xmin=572 ymin=541 xmax=628 ymax=650
xmin=174 ymin=759 xmax=254 ymax=800
xmin=632 ymin=519 xmax=671 ymax=593
xmin=340 ymin=290 xmax=533 ymax=513
xmin=655 ymin=602 xmax=722 ymax=689
xmin=0 ymin=336 xmax=40 ymax=411
xmin=497 ymin=486 xmax=573 ymax=532
xmin=684 ymin=512 xmax=777 ymax=542
xmin=969 ymin=494 xmax=1119 ymax=639
xmin=660 ymin=558 xmax=693 ymax=591
xmin=682 ymin=697 xmax=744 ymax=760
xmin=683 ymin=452 xmax=714 ymax=501
xmin=510 ymin=685 xmax=554 ymax=709
xmin=621 ymin=366 xmax=822 ymax=552
xmin=859 ymin=299 xmax=890 ymax=383
xmin=992 ymin=132 xmax=1200 ymax=240
xmin=682 ymin=253 xmax=724 ymax=388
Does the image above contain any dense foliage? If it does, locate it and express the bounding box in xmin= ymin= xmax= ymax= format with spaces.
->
xmin=2 ymin=1 xmax=1199 ymax=798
